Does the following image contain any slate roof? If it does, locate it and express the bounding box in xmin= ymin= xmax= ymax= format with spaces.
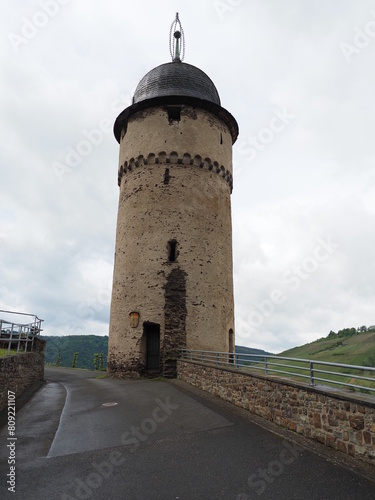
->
xmin=133 ymin=61 xmax=221 ymax=106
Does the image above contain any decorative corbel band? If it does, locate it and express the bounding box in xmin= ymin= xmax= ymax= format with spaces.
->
xmin=118 ymin=151 xmax=233 ymax=192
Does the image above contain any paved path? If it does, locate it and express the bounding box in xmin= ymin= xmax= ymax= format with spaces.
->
xmin=0 ymin=367 xmax=374 ymax=499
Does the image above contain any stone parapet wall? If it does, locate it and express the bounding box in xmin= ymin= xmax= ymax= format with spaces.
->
xmin=177 ymin=360 xmax=375 ymax=467
xmin=0 ymin=338 xmax=45 ymax=412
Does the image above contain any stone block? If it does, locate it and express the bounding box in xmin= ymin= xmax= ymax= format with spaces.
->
xmin=335 ymin=410 xmax=348 ymax=421
xmin=316 ymin=432 xmax=326 ymax=444
xmin=350 ymin=415 xmax=365 ymax=430
xmin=296 ymin=424 xmax=305 ymax=435
xmin=326 ymin=434 xmax=335 ymax=447
xmin=355 ymin=431 xmax=363 ymax=446
xmin=313 ymin=413 xmax=321 ymax=429
xmin=363 ymin=431 xmax=372 ymax=445
xmin=347 ymin=443 xmax=355 ymax=457
xmin=288 ymin=421 xmax=297 ymax=432
xmin=337 ymin=440 xmax=347 ymax=454
xmin=328 ymin=416 xmax=337 ymax=427
xmin=355 ymin=446 xmax=367 ymax=457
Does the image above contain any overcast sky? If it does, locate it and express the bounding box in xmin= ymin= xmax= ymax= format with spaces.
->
xmin=1 ymin=0 xmax=374 ymax=353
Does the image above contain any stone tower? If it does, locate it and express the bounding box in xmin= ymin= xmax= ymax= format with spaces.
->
xmin=107 ymin=14 xmax=239 ymax=378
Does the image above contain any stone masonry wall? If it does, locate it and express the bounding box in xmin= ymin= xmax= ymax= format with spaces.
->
xmin=0 ymin=338 xmax=45 ymax=412
xmin=177 ymin=360 xmax=375 ymax=467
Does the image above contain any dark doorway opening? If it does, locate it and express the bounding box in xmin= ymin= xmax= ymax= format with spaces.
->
xmin=144 ymin=322 xmax=160 ymax=371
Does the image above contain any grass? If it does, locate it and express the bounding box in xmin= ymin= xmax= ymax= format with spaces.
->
xmin=232 ymin=332 xmax=375 ymax=394
xmin=236 ymin=358 xmax=375 ymax=393
xmin=0 ymin=348 xmax=21 ymax=357
xmin=271 ymin=332 xmax=375 ymax=393
xmin=279 ymin=331 xmax=375 ymax=366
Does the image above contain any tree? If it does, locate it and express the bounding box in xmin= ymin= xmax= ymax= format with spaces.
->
xmin=55 ymin=350 xmax=61 ymax=367
xmin=41 ymin=335 xmax=109 ymax=369
xmin=72 ymin=352 xmax=79 ymax=368
xmin=358 ymin=325 xmax=367 ymax=333
xmin=337 ymin=327 xmax=356 ymax=338
xmin=99 ymin=352 xmax=104 ymax=370
xmin=93 ymin=353 xmax=99 ymax=370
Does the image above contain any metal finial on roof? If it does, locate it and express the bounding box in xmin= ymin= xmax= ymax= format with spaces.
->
xmin=169 ymin=12 xmax=185 ymax=62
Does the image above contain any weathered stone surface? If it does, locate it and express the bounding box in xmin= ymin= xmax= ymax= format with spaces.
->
xmin=350 ymin=415 xmax=365 ymax=430
xmin=162 ymin=267 xmax=187 ymax=378
xmin=335 ymin=410 xmax=348 ymax=421
xmin=313 ymin=413 xmax=321 ymax=429
xmin=328 ymin=416 xmax=337 ymax=427
xmin=326 ymin=434 xmax=335 ymax=447
xmin=364 ymin=431 xmax=372 ymax=445
xmin=337 ymin=440 xmax=347 ymax=454
xmin=108 ymin=105 xmax=235 ymax=377
xmin=0 ymin=338 xmax=45 ymax=412
xmin=348 ymin=443 xmax=356 ymax=457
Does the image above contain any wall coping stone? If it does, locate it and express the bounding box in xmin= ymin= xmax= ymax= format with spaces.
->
xmin=178 ymin=359 xmax=375 ymax=408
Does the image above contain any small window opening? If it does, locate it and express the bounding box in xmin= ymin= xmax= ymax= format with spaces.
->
xmin=164 ymin=168 xmax=171 ymax=185
xmin=168 ymin=240 xmax=178 ymax=262
xmin=220 ymin=133 xmax=223 ymax=145
xmin=167 ymin=106 xmax=181 ymax=122
xmin=229 ymin=328 xmax=234 ymax=363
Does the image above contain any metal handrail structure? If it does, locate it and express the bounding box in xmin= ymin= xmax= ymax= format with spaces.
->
xmin=0 ymin=310 xmax=43 ymax=355
xmin=180 ymin=349 xmax=375 ymax=395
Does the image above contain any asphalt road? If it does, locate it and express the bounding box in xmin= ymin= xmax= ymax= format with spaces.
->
xmin=0 ymin=367 xmax=374 ymax=500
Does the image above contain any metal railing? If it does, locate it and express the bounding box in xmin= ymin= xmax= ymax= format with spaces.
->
xmin=180 ymin=349 xmax=375 ymax=395
xmin=0 ymin=310 xmax=43 ymax=355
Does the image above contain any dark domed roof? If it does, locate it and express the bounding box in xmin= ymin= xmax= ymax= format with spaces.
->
xmin=114 ymin=60 xmax=238 ymax=144
xmin=133 ymin=61 xmax=221 ymax=106
xmin=114 ymin=14 xmax=238 ymax=144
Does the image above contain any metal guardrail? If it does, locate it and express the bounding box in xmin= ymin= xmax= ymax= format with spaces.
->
xmin=181 ymin=349 xmax=375 ymax=395
xmin=0 ymin=310 xmax=43 ymax=355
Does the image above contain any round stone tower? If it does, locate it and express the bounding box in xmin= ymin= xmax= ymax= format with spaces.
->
xmin=108 ymin=14 xmax=239 ymax=378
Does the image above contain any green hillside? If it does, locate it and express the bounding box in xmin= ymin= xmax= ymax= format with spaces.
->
xmin=275 ymin=327 xmax=375 ymax=392
xmin=41 ymin=335 xmax=108 ymax=370
xmin=235 ymin=345 xmax=273 ymax=361
xmin=279 ymin=328 xmax=375 ymax=367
